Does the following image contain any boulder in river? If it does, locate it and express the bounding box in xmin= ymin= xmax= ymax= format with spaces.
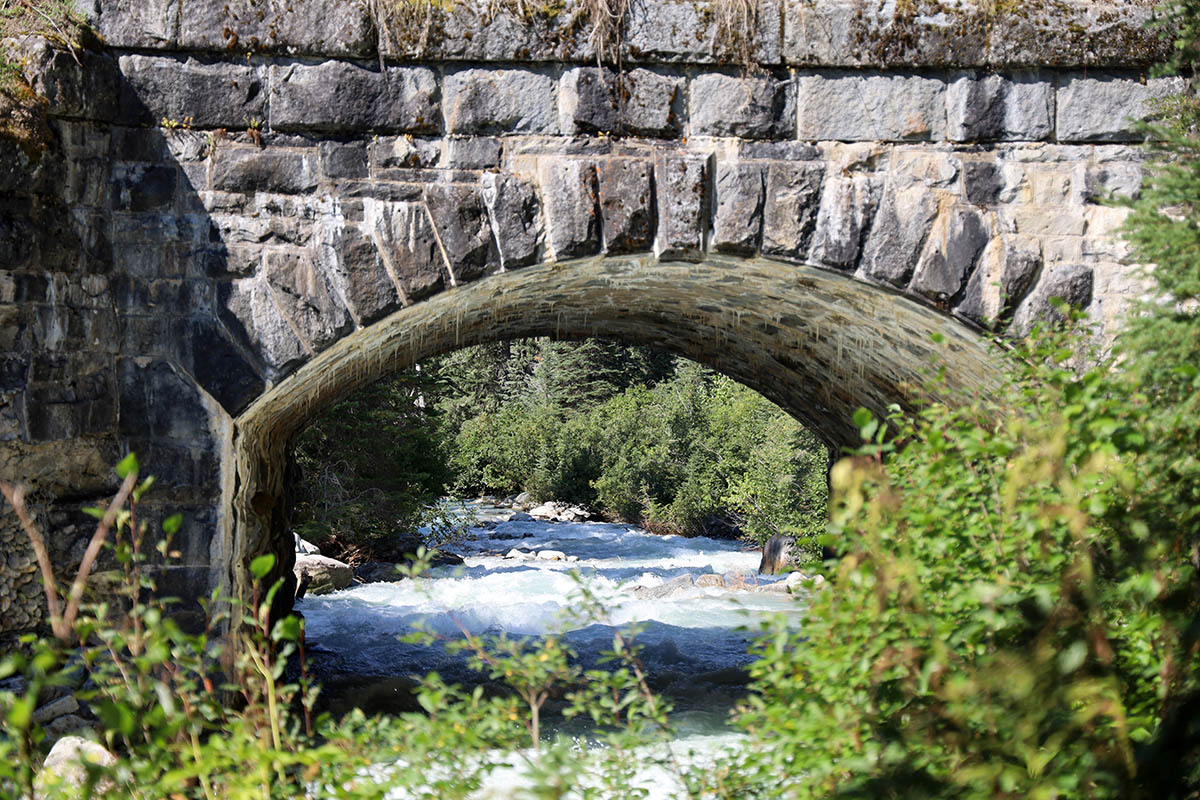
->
xmin=695 ymin=574 xmax=724 ymax=588
xmin=757 ymin=534 xmax=793 ymax=575
xmin=629 ymin=574 xmax=695 ymax=599
xmin=355 ymin=562 xmax=404 ymax=584
xmin=294 ymin=533 xmax=322 ymax=555
xmin=505 ymin=548 xmax=532 ymax=560
xmin=509 ymin=512 xmax=534 ymax=522
xmin=536 ymin=549 xmax=566 ymax=561
xmin=294 ymin=554 xmax=353 ymax=595
xmin=514 ymin=491 xmax=533 ymax=507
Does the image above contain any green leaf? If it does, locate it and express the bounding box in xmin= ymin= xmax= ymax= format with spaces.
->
xmin=115 ymin=452 xmax=139 ymax=480
xmin=80 ymin=506 xmax=105 ymax=521
xmin=1057 ymin=641 xmax=1088 ymax=674
xmin=249 ymin=554 xmax=276 ymax=580
xmin=162 ymin=513 xmax=183 ymax=536
xmin=852 ymin=408 xmax=873 ymax=429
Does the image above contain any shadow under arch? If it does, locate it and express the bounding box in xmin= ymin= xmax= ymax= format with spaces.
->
xmin=229 ymin=253 xmax=1003 ymax=608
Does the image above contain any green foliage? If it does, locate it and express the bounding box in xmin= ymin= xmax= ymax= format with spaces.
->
xmin=436 ymin=342 xmax=828 ymax=548
xmin=291 ymin=370 xmax=453 ymax=563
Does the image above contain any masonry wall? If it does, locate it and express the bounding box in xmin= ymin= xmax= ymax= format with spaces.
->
xmin=0 ymin=0 xmax=1173 ymax=632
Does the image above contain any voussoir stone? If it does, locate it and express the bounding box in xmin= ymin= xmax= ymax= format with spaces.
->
xmin=270 ymin=63 xmax=440 ymax=134
xmin=118 ymin=55 xmax=265 ymax=129
xmin=689 ymin=74 xmax=795 ymax=139
xmin=444 ymin=68 xmax=558 ymax=135
xmin=218 ymin=276 xmax=309 ymax=375
xmin=480 ymin=173 xmax=543 ymax=269
xmin=423 ymin=183 xmax=500 ymax=284
xmin=809 ymin=172 xmax=881 ymax=270
xmin=762 ymin=162 xmax=824 ymax=261
xmin=956 ymin=235 xmax=1042 ymax=327
xmin=712 ymin=161 xmax=766 ymax=255
xmin=1011 ymin=263 xmax=1094 ymax=335
xmin=598 ymin=159 xmax=654 ymax=254
xmin=859 ymin=183 xmax=939 ymax=287
xmin=263 ymin=248 xmax=353 ymax=351
xmin=540 ymin=159 xmax=600 ymax=260
xmin=654 ymin=152 xmax=711 ymax=261
xmin=312 ymin=215 xmax=403 ymax=325
xmin=369 ymin=201 xmax=447 ymax=301
xmin=908 ymin=205 xmax=990 ymax=304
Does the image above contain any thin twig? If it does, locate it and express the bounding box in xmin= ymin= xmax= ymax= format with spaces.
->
xmin=63 ymin=469 xmax=138 ymax=633
xmin=0 ymin=481 xmax=66 ymax=637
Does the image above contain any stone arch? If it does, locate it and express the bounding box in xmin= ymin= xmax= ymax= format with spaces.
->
xmin=228 ymin=252 xmax=1001 ymax=605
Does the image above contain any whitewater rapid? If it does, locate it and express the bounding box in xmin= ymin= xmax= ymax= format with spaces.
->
xmin=299 ymin=500 xmax=807 ymax=797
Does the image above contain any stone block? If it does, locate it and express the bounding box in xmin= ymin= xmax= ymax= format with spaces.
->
xmin=377 ymin=0 xmax=592 ymax=63
xmin=368 ymin=201 xmax=446 ymax=300
xmin=311 ymin=219 xmax=402 ymax=325
xmin=319 ymin=141 xmax=369 ymax=180
xmin=211 ymin=148 xmax=319 ymax=195
xmin=560 ymin=68 xmax=618 ymax=135
xmin=690 ymin=73 xmax=795 ymax=139
xmin=711 ymin=161 xmax=765 ymax=255
xmin=625 ymin=0 xmax=782 ymax=65
xmin=597 ymin=159 xmax=654 ymax=254
xmin=177 ymin=0 xmax=375 ymax=56
xmin=16 ymin=39 xmax=118 ymax=122
xmin=85 ymin=0 xmax=178 ymax=48
xmin=217 ymin=277 xmax=308 ymax=375
xmin=618 ymin=69 xmax=684 ymax=138
xmin=955 ymin=235 xmax=1041 ymax=327
xmin=809 ymin=172 xmax=880 ymax=269
xmin=446 ymin=137 xmax=502 ymax=169
xmin=947 ymin=71 xmax=1054 ymax=142
xmin=423 ymin=184 xmax=500 ymax=284
xmin=654 ymin=151 xmax=710 ymax=261
xmin=118 ymin=55 xmax=265 ymax=129
xmin=1056 ymin=73 xmax=1186 ymax=142
xmin=264 ymin=249 xmax=353 ymax=351
xmin=112 ymin=163 xmax=177 ymax=213
xmin=859 ymin=184 xmax=938 ymax=286
xmin=117 ymin=358 xmax=211 ymax=441
xmin=480 ymin=173 xmax=543 ymax=269
xmin=444 ymin=68 xmax=558 ymax=135
xmin=373 ymin=136 xmax=442 ymax=169
xmin=908 ymin=206 xmax=990 ymax=304
xmin=962 ymin=160 xmax=1002 ymax=205
xmin=185 ymin=319 xmax=265 ymax=414
xmin=1011 ymin=263 xmax=1094 ymax=335
xmin=762 ymin=161 xmax=824 ymax=261
xmin=269 ymin=63 xmax=440 ymax=133
xmin=798 ymin=71 xmax=946 ymax=142
xmin=539 ymin=159 xmax=600 ymax=260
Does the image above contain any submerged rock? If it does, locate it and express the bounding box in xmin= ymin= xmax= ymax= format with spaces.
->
xmin=294 ymin=554 xmax=353 ymax=595
xmin=354 ymin=561 xmax=403 ymax=584
xmin=629 ymin=574 xmax=695 ymax=599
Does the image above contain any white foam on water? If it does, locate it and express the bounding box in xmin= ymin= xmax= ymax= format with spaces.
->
xmin=301 ymin=507 xmax=804 ymax=795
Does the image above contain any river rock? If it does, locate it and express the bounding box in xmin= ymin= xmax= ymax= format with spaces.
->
xmin=505 ymin=548 xmax=531 ymax=560
xmin=43 ymin=714 xmax=94 ymax=742
xmin=294 ymin=533 xmax=321 ymax=555
xmin=508 ymin=512 xmax=533 ymax=522
xmin=294 ymin=554 xmax=353 ymax=595
xmin=354 ymin=561 xmax=402 ymax=584
xmin=35 ymin=736 xmax=116 ymax=799
xmin=629 ymin=574 xmax=695 ymax=599
xmin=695 ymin=574 xmax=725 ymax=588
xmin=514 ymin=492 xmax=533 ymax=507
xmin=536 ymin=549 xmax=566 ymax=561
xmin=757 ymin=534 xmax=793 ymax=575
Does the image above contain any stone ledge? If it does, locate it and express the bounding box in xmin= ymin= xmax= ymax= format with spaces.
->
xmin=82 ymin=0 xmax=1167 ymax=68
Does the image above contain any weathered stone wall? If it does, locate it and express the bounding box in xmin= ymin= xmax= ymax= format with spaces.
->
xmin=0 ymin=0 xmax=1172 ymax=631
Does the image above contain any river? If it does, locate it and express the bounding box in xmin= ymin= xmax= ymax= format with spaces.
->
xmin=299 ymin=500 xmax=807 ymax=797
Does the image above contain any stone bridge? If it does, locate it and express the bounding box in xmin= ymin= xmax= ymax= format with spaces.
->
xmin=0 ymin=0 xmax=1174 ymax=629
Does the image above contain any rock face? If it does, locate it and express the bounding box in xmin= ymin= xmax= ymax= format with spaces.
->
xmin=0 ymin=0 xmax=1160 ymax=634
xmin=293 ymin=554 xmax=353 ymax=595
